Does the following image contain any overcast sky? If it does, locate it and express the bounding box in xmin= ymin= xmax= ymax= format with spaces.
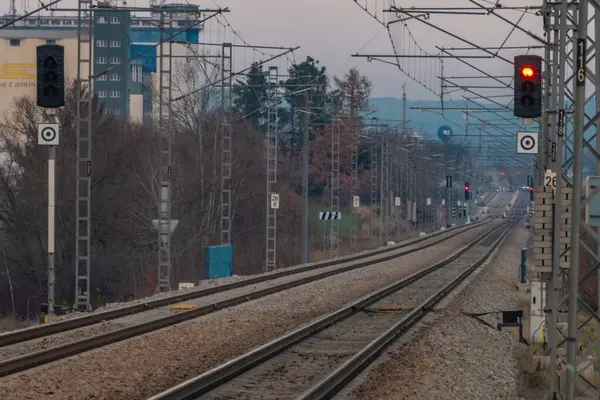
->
xmin=2 ymin=0 xmax=544 ymax=101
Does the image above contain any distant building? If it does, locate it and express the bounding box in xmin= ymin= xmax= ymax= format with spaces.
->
xmin=0 ymin=2 xmax=203 ymax=121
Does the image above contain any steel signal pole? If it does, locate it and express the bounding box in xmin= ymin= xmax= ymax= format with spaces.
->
xmin=47 ymin=119 xmax=56 ymax=317
xmin=565 ymin=1 xmax=587 ymax=397
xmin=302 ymin=93 xmax=309 ymax=264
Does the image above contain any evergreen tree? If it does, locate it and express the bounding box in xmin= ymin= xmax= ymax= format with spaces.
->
xmin=233 ymin=62 xmax=268 ymax=130
xmin=280 ymin=56 xmax=329 ymax=151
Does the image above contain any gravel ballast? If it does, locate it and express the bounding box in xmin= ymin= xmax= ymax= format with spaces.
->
xmin=0 ymin=223 xmax=496 ymax=400
xmin=342 ymin=222 xmax=528 ymax=400
xmin=2 ymin=220 xmax=486 ymax=334
xmin=203 ymin=227 xmax=505 ymax=399
xmin=0 ymin=222 xmax=489 ymax=362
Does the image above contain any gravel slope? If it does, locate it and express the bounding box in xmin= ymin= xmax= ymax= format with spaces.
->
xmin=0 ymin=223 xmax=496 ymax=400
xmin=341 ymin=222 xmax=527 ymax=400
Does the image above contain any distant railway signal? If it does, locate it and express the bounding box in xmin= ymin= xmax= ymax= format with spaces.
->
xmin=529 ymin=186 xmax=534 ymax=201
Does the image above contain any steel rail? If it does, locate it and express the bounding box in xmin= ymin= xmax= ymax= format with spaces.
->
xmin=488 ymin=192 xmax=512 ymax=218
xmin=0 ymin=219 xmax=492 ymax=348
xmin=145 ymin=222 xmax=510 ymax=400
xmin=0 ymin=220 xmax=496 ymax=377
xmin=299 ymin=223 xmax=514 ymax=400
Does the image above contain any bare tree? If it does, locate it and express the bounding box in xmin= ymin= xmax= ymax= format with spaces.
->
xmin=334 ymin=67 xmax=372 ymax=119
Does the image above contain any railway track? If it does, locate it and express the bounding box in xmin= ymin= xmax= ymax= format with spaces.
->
xmin=489 ymin=192 xmax=512 ymax=217
xmin=0 ymin=217 xmax=494 ymax=350
xmin=481 ymin=191 xmax=497 ymax=206
xmin=0 ymin=219 xmax=497 ymax=377
xmin=147 ymin=220 xmax=514 ymax=400
xmin=473 ymin=191 xmax=511 ymax=221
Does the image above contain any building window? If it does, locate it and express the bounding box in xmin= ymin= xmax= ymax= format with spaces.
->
xmin=109 ymin=90 xmax=120 ymax=98
xmin=46 ymin=39 xmax=56 ymax=45
xmin=9 ymin=39 xmax=20 ymax=47
xmin=40 ymin=19 xmax=49 ymax=25
xmin=109 ymin=57 xmax=121 ymax=65
xmin=110 ymin=16 xmax=120 ymax=24
xmin=96 ymin=57 xmax=107 ymax=64
xmin=109 ymin=73 xmax=120 ymax=81
xmin=51 ymin=20 xmax=61 ymax=25
xmin=97 ymin=16 xmax=107 ymax=24
xmin=96 ymin=40 xmax=107 ymax=47
xmin=110 ymin=40 xmax=121 ymax=48
xmin=97 ymin=74 xmax=107 ymax=81
xmin=131 ymin=64 xmax=143 ymax=83
xmin=98 ymin=90 xmax=107 ymax=98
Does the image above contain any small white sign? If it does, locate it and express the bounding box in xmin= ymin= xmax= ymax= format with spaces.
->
xmin=544 ymin=171 xmax=557 ymax=200
xmin=457 ymin=201 xmax=462 ymax=206
xmin=38 ymin=123 xmax=60 ymax=146
xmin=517 ymin=131 xmax=539 ymax=154
xmin=394 ymin=197 xmax=401 ymax=206
xmin=442 ymin=199 xmax=446 ymax=206
xmin=426 ymin=198 xmax=431 ymax=206
xmin=319 ymin=211 xmax=341 ymax=220
xmin=544 ymin=171 xmax=556 ymax=189
xmin=353 ymin=196 xmax=360 ymax=208
xmin=270 ymin=193 xmax=280 ymax=209
xmin=152 ymin=219 xmax=179 ymax=244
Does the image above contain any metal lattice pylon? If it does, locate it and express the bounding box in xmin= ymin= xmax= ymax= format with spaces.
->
xmin=380 ymin=136 xmax=389 ymax=244
xmin=220 ymin=43 xmax=233 ymax=245
xmin=408 ymin=154 xmax=415 ymax=226
xmin=265 ymin=66 xmax=278 ymax=272
xmin=370 ymin=145 xmax=378 ymax=248
xmin=74 ymin=0 xmax=93 ymax=311
xmin=350 ymin=128 xmax=359 ymax=249
xmin=330 ymin=112 xmax=340 ymax=258
xmin=542 ymin=1 xmax=600 ymax=398
xmin=155 ymin=12 xmax=173 ymax=293
xmin=392 ymin=140 xmax=400 ymax=239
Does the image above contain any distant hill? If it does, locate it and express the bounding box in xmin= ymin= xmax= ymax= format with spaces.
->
xmin=366 ymin=97 xmax=598 ymax=172
xmin=367 ymin=97 xmax=520 ymax=139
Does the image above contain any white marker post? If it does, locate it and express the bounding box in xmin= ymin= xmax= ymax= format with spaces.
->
xmin=48 ymin=146 xmax=55 ymax=315
xmin=38 ymin=120 xmax=60 ymax=316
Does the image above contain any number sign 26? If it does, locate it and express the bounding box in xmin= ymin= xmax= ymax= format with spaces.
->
xmin=545 ymin=174 xmax=557 ymax=187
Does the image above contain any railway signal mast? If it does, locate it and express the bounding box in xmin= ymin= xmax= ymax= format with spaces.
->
xmin=37 ymin=44 xmax=65 ymax=317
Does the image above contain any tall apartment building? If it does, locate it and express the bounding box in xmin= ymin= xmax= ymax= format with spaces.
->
xmin=0 ymin=2 xmax=202 ymax=121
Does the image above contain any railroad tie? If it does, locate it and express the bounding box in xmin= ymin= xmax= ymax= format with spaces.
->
xmin=363 ymin=306 xmax=411 ymax=313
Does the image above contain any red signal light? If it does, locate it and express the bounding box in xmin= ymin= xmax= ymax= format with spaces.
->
xmin=521 ymin=66 xmax=535 ymax=78
xmin=465 ymin=186 xmax=469 ymax=191
xmin=529 ymin=186 xmax=533 ymax=191
xmin=517 ymin=172 xmax=521 ymax=175
xmin=501 ymin=172 xmax=505 ymax=176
